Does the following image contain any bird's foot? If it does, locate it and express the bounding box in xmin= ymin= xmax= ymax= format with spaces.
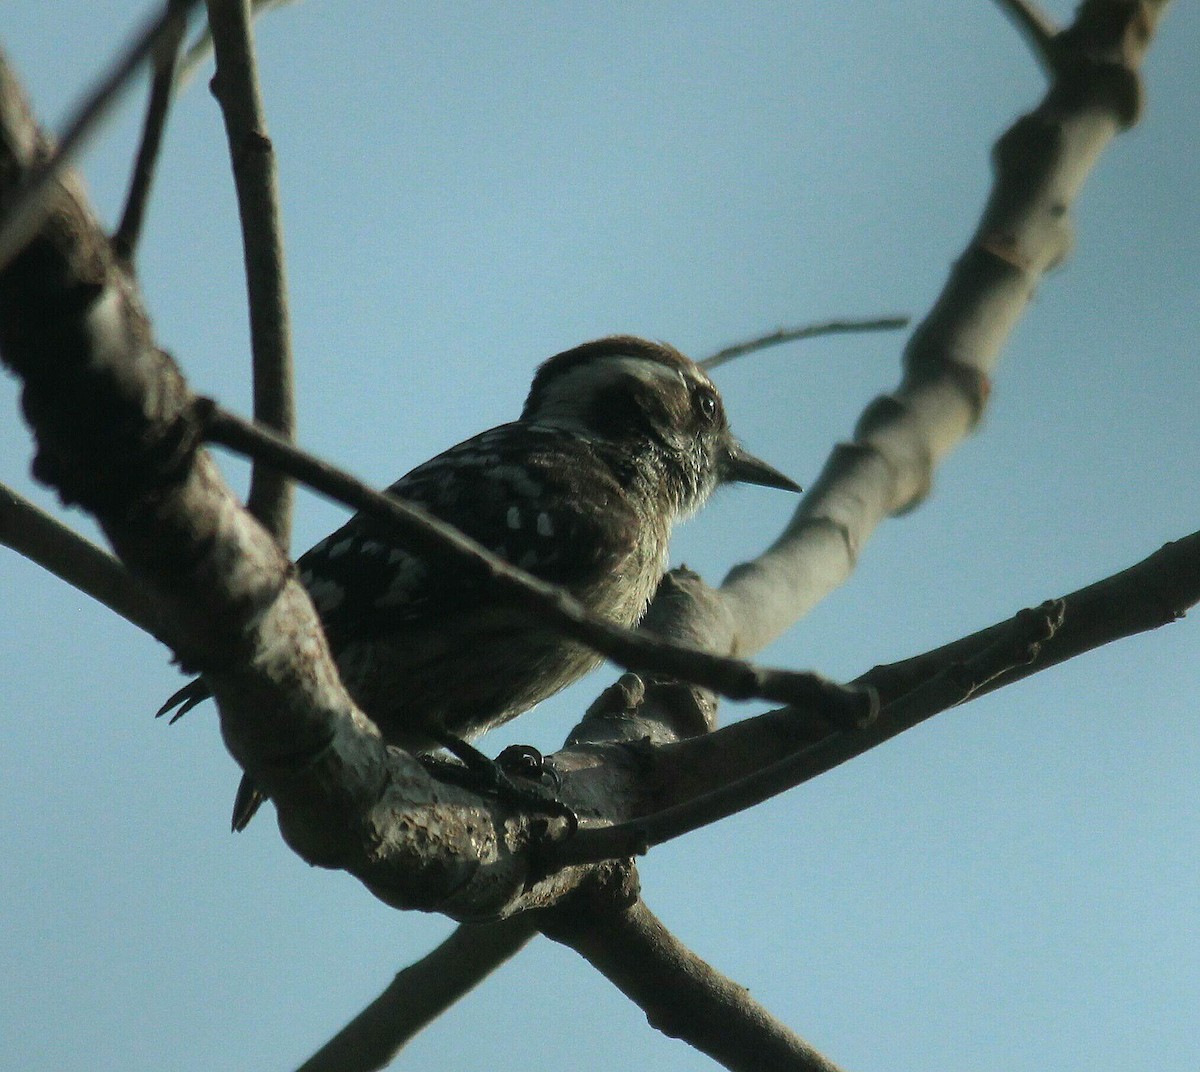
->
xmin=422 ymin=733 xmax=577 ymax=833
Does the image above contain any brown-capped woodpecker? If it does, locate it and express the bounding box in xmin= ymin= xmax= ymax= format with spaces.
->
xmin=160 ymin=336 xmax=801 ymax=830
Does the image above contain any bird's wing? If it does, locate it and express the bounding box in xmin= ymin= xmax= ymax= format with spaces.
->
xmin=300 ymin=424 xmax=639 ymax=649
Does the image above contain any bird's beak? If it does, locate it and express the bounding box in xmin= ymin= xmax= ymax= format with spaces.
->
xmin=724 ymin=444 xmax=802 ymax=493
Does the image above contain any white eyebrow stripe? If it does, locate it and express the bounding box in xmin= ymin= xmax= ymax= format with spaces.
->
xmin=524 ymin=352 xmax=712 ymax=434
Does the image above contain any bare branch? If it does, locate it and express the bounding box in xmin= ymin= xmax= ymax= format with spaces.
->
xmin=201 ymin=402 xmax=877 ymax=722
xmin=541 ymin=878 xmax=848 ymax=1072
xmin=0 ymin=53 xmax=523 ymax=917
xmin=205 ymin=0 xmax=295 ymax=547
xmin=716 ymin=0 xmax=1169 ymax=658
xmin=176 ymin=0 xmax=296 ymax=87
xmin=991 ymin=0 xmax=1060 ymax=69
xmin=699 ymin=315 xmax=909 ymax=371
xmin=0 ymin=2 xmax=1180 ymax=1059
xmin=112 ymin=0 xmax=188 ymax=262
xmin=552 ymin=529 xmax=1200 ymax=866
xmin=0 ymin=482 xmax=165 ymax=641
xmin=862 ymin=533 xmax=1200 ymax=708
xmin=0 ymin=52 xmax=842 ymax=922
xmin=0 ymin=0 xmax=201 ymax=271
xmin=296 ymin=918 xmax=537 ymax=1072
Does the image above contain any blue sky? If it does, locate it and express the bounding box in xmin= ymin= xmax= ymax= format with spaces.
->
xmin=1 ymin=4 xmax=1197 ymax=1070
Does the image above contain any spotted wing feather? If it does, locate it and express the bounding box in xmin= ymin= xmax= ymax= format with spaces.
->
xmin=299 ymin=423 xmax=639 ymax=651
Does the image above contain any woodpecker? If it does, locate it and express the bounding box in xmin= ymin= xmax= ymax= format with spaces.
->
xmin=160 ymin=336 xmax=801 ymax=829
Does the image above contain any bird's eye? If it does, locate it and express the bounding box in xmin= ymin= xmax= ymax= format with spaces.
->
xmin=694 ymin=386 xmax=720 ymax=425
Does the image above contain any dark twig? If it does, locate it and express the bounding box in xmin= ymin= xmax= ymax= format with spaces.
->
xmin=862 ymin=535 xmax=1200 ymax=709
xmin=551 ymin=527 xmax=1200 ymax=867
xmin=699 ymin=315 xmax=909 ymax=371
xmin=991 ymin=0 xmax=1060 ymax=69
xmin=553 ymin=603 xmax=1067 ymax=866
xmin=296 ymin=918 xmax=537 ymax=1072
xmin=205 ymin=0 xmax=295 ymax=548
xmin=112 ymin=0 xmax=188 ymax=262
xmin=0 ymin=483 xmax=165 ymax=642
xmin=0 ymin=0 xmax=201 ymax=271
xmin=200 ymin=401 xmax=878 ymax=721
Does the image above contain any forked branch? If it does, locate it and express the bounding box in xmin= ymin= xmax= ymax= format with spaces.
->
xmin=992 ymin=0 xmax=1059 ymax=69
xmin=112 ymin=0 xmax=188 ymax=261
xmin=0 ymin=0 xmax=200 ymax=271
xmin=205 ymin=0 xmax=295 ymax=547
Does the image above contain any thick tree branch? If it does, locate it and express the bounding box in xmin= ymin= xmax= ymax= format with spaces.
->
xmin=715 ymin=0 xmax=1169 ymax=658
xmin=0 ymin=52 xmax=575 ymax=921
xmin=204 ymin=0 xmax=295 ymax=547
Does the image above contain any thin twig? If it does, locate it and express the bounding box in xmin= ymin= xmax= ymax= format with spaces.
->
xmin=0 ymin=0 xmax=201 ymax=272
xmin=554 ymin=525 xmax=1200 ymax=867
xmin=700 ymin=315 xmax=909 ymax=371
xmin=862 ymin=536 xmax=1199 ymax=708
xmin=199 ymin=401 xmax=878 ymax=721
xmin=551 ymin=600 xmax=1065 ymax=866
xmin=296 ymin=918 xmax=537 ymax=1072
xmin=991 ymin=0 xmax=1059 ymax=70
xmin=0 ymin=483 xmax=165 ymax=641
xmin=205 ymin=0 xmax=295 ymax=548
xmin=112 ymin=0 xmax=189 ymax=262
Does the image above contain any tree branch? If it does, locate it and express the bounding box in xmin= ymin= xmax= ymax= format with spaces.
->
xmin=0 ymin=0 xmax=200 ymax=271
xmin=699 ymin=315 xmax=909 ymax=371
xmin=541 ymin=871 xmax=848 ymax=1072
xmin=714 ymin=0 xmax=1169 ymax=659
xmin=295 ymin=917 xmax=538 ymax=1072
xmin=0 ymin=482 xmax=165 ymax=641
xmin=112 ymin=0 xmax=188 ymax=262
xmin=0 ymin=51 xmax=565 ymax=920
xmin=205 ymin=0 xmax=295 ymax=548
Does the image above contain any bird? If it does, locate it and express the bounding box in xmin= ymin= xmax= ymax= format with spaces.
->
xmin=159 ymin=335 xmax=801 ymax=830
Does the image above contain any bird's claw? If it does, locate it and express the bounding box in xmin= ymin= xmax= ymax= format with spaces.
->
xmin=424 ymin=735 xmax=577 ymax=833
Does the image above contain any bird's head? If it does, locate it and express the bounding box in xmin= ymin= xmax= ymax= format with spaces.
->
xmin=522 ymin=335 xmax=800 ymax=518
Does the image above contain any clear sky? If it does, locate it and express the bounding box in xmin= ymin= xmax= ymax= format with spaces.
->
xmin=1 ymin=4 xmax=1197 ymax=1071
